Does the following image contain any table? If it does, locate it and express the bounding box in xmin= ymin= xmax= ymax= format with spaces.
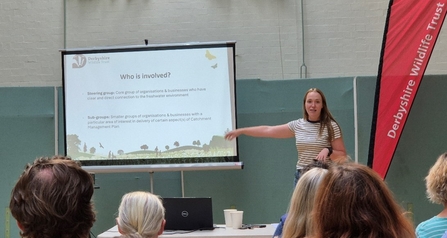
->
xmin=98 ymin=224 xmax=277 ymax=238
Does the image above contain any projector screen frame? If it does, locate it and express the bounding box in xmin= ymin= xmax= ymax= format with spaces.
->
xmin=82 ymin=162 xmax=244 ymax=174
xmin=61 ymin=41 xmax=241 ymax=173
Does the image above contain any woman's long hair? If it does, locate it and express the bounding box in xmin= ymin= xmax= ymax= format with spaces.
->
xmin=311 ymin=163 xmax=415 ymax=238
xmin=282 ymin=168 xmax=328 ymax=238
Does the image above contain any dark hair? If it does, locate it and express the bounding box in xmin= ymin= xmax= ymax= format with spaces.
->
xmin=302 ymin=88 xmax=341 ymax=142
xmin=301 ymin=159 xmax=330 ymax=174
xmin=9 ymin=156 xmax=96 ymax=238
xmin=311 ymin=162 xmax=415 ymax=238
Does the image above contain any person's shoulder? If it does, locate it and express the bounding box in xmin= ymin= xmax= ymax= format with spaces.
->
xmin=330 ymin=120 xmax=341 ymax=128
xmin=330 ymin=120 xmax=339 ymax=125
xmin=288 ymin=118 xmax=304 ymax=125
xmin=416 ymin=216 xmax=447 ymax=238
xmin=416 ymin=217 xmax=432 ymax=226
xmin=416 ymin=216 xmax=442 ymax=230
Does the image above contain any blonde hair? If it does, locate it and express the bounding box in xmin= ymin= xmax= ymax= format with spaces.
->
xmin=282 ymin=168 xmax=328 ymax=238
xmin=426 ymin=152 xmax=447 ymax=204
xmin=117 ymin=191 xmax=165 ymax=238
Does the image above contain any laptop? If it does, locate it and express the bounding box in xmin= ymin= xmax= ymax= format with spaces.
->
xmin=162 ymin=197 xmax=214 ymax=231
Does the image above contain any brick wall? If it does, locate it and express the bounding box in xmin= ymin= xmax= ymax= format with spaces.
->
xmin=1 ymin=0 xmax=446 ymax=86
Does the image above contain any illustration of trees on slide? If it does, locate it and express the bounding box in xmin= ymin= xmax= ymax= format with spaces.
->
xmin=67 ymin=133 xmax=233 ymax=161
xmin=67 ymin=134 xmax=97 ymax=158
xmin=67 ymin=134 xmax=81 ymax=153
xmin=140 ymin=144 xmax=148 ymax=150
xmin=192 ymin=140 xmax=201 ymax=146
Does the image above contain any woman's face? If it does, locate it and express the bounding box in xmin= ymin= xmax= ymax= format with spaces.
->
xmin=305 ymin=91 xmax=323 ymax=121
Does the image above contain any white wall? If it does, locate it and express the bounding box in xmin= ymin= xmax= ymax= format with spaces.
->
xmin=0 ymin=1 xmax=64 ymax=86
xmin=1 ymin=0 xmax=447 ymax=86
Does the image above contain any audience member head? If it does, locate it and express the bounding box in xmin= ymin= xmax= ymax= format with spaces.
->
xmin=282 ymin=167 xmax=328 ymax=238
xmin=9 ymin=156 xmax=95 ymax=238
xmin=425 ymin=152 xmax=447 ymax=205
xmin=311 ymin=162 xmax=415 ymax=238
xmin=116 ymin=191 xmax=165 ymax=238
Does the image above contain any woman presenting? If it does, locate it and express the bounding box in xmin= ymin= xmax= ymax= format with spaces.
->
xmin=225 ymin=88 xmax=347 ymax=183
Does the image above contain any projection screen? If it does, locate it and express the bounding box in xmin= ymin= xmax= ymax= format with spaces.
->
xmin=61 ymin=41 xmax=241 ymax=173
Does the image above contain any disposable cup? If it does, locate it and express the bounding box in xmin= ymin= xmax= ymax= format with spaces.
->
xmin=230 ymin=211 xmax=244 ymax=229
xmin=224 ymin=209 xmax=237 ymax=227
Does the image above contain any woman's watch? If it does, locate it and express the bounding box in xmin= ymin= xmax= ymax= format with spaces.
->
xmin=326 ymin=147 xmax=333 ymax=157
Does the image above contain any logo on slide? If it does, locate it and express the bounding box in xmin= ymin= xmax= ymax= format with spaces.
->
xmin=181 ymin=211 xmax=189 ymax=217
xmin=72 ymin=54 xmax=87 ymax=68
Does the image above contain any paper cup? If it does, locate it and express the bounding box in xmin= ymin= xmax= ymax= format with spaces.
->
xmin=224 ymin=209 xmax=237 ymax=227
xmin=230 ymin=211 xmax=244 ymax=229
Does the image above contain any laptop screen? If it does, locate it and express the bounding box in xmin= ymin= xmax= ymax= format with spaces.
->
xmin=162 ymin=197 xmax=214 ymax=231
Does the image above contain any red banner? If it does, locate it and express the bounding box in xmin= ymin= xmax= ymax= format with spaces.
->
xmin=369 ymin=0 xmax=447 ymax=178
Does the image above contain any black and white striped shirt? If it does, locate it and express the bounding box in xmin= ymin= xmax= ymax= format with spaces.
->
xmin=288 ymin=118 xmax=341 ymax=168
